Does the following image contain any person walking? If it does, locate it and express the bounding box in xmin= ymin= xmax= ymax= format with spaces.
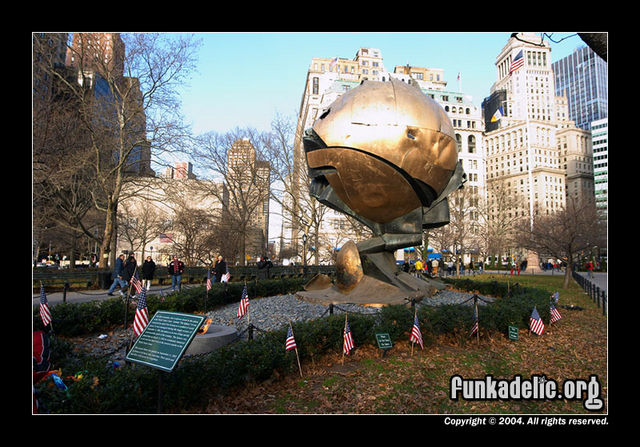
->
xmin=122 ymin=253 xmax=138 ymax=297
xmin=213 ymin=255 xmax=227 ymax=283
xmin=431 ymin=257 xmax=439 ymax=276
xmin=141 ymin=255 xmax=156 ymax=291
xmin=168 ymin=255 xmax=185 ymax=291
xmin=414 ymin=258 xmax=423 ymax=277
xmin=107 ymin=254 xmax=127 ymax=296
xmin=586 ymin=260 xmax=594 ymax=278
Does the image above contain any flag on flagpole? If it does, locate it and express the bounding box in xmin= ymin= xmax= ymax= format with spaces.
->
xmin=206 ymin=270 xmax=212 ymax=291
xmin=491 ymin=105 xmax=504 ymax=123
xmin=529 ymin=306 xmax=545 ymax=335
xmin=469 ymin=305 xmax=479 ymax=337
xmin=343 ymin=319 xmax=354 ymax=355
xmin=550 ymin=303 xmax=562 ymax=323
xmin=509 ymin=50 xmax=524 ymax=74
xmin=131 ymin=271 xmax=143 ymax=295
xmin=410 ymin=314 xmax=424 ymax=349
xmin=285 ymin=324 xmax=297 ymax=351
xmin=39 ymin=284 xmax=52 ymax=327
xmin=133 ymin=287 xmax=149 ymax=337
xmin=329 ymin=56 xmax=338 ymax=70
xmin=237 ymin=284 xmax=249 ymax=319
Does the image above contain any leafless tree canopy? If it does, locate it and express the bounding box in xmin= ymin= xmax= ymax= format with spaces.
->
xmin=515 ymin=198 xmax=606 ymax=287
xmin=33 ymin=33 xmax=201 ymax=267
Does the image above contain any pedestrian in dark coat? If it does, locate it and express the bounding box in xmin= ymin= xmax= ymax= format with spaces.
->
xmin=214 ymin=255 xmax=227 ymax=282
xmin=142 ymin=255 xmax=156 ymax=290
xmin=122 ymin=253 xmax=137 ymax=283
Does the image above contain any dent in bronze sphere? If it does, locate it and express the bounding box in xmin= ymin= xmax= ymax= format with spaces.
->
xmin=335 ymin=240 xmax=364 ymax=292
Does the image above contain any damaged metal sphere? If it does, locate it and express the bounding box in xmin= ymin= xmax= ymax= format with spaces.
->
xmin=304 ymin=78 xmax=458 ymax=224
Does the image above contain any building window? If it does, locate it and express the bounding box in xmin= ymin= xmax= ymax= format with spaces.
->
xmin=312 ymin=77 xmax=319 ymax=95
xmin=468 ymin=135 xmax=476 ymax=153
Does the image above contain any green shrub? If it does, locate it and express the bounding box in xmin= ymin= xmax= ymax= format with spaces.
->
xmin=36 ymin=277 xmax=556 ymax=413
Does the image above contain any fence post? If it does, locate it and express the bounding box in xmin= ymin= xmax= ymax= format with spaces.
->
xmin=63 ymin=282 xmax=69 ymax=304
xmin=602 ymin=291 xmax=607 ymax=316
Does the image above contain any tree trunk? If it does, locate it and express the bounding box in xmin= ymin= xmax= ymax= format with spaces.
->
xmin=99 ymin=201 xmax=117 ymax=269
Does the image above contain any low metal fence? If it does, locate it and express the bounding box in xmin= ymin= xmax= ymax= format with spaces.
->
xmin=572 ymin=270 xmax=607 ymax=316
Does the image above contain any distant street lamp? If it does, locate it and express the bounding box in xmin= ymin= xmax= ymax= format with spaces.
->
xmin=302 ymin=233 xmax=307 ymax=274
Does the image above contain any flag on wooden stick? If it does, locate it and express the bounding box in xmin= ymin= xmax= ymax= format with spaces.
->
xmin=133 ymin=287 xmax=149 ymax=337
xmin=550 ymin=303 xmax=562 ymax=323
xmin=131 ymin=271 xmax=143 ymax=295
xmin=529 ymin=306 xmax=545 ymax=335
xmin=409 ymin=312 xmax=424 ymax=349
xmin=39 ymin=284 xmax=52 ymax=327
xmin=237 ymin=284 xmax=249 ymax=319
xmin=469 ymin=305 xmax=479 ymax=337
xmin=286 ymin=321 xmax=303 ymax=377
xmin=285 ymin=324 xmax=297 ymax=351
xmin=343 ymin=316 xmax=354 ymax=356
xmin=206 ymin=270 xmax=212 ymax=291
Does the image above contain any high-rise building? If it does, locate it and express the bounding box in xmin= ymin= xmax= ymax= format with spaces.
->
xmin=591 ymin=118 xmax=608 ymax=219
xmin=552 ymin=44 xmax=607 ymax=131
xmin=33 ymin=33 xmax=69 ymax=101
xmin=483 ymin=33 xmax=569 ymax=227
xmin=227 ymin=139 xmax=270 ymax=259
xmin=65 ymin=32 xmax=125 ymax=78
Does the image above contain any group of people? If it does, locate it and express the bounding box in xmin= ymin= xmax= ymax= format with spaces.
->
xmin=106 ymin=253 xmax=229 ymax=296
xmin=403 ymin=257 xmax=442 ymax=277
xmin=107 ymin=253 xmax=161 ymax=296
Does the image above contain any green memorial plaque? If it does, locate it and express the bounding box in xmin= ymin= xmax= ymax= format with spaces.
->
xmin=126 ymin=311 xmax=206 ymax=372
xmin=375 ymin=333 xmax=393 ymax=349
xmin=508 ymin=325 xmax=519 ymax=341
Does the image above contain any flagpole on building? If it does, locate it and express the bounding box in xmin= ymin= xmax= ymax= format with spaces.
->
xmin=289 ymin=320 xmax=303 ymax=378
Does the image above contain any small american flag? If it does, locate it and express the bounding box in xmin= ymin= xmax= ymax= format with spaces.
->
xmin=237 ymin=285 xmax=249 ymax=319
xmin=131 ymin=271 xmax=142 ymax=294
xmin=39 ymin=284 xmax=52 ymax=327
xmin=509 ymin=50 xmax=524 ymax=74
xmin=469 ymin=305 xmax=479 ymax=337
xmin=550 ymin=303 xmax=562 ymax=323
xmin=285 ymin=324 xmax=297 ymax=351
xmin=409 ymin=314 xmax=423 ymax=349
xmin=529 ymin=306 xmax=545 ymax=335
xmin=206 ymin=270 xmax=212 ymax=291
xmin=133 ymin=287 xmax=149 ymax=337
xmin=343 ymin=319 xmax=354 ymax=355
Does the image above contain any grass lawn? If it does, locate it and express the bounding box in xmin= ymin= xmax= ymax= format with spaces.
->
xmin=190 ymin=274 xmax=608 ymax=415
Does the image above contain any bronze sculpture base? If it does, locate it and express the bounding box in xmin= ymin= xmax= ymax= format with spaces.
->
xmin=296 ymin=240 xmax=445 ymax=307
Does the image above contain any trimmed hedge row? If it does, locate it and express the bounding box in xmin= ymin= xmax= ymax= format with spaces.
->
xmin=35 ymin=277 xmax=551 ymax=413
xmin=33 ymin=278 xmax=308 ymax=336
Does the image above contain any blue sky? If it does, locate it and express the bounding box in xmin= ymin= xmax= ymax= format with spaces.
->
xmin=177 ymin=32 xmax=586 ymax=135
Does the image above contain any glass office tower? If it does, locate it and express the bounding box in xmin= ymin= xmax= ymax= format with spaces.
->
xmin=552 ymin=45 xmax=607 ymax=131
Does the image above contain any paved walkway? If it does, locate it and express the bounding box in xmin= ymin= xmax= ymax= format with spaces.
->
xmin=34 ymin=270 xmax=608 ymax=308
xmin=33 ymin=283 xmax=201 ymax=308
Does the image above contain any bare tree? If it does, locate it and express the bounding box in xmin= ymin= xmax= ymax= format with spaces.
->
xmin=515 ymin=198 xmax=606 ymax=288
xmin=476 ymin=179 xmax=527 ymax=266
xmin=190 ymin=129 xmax=270 ymax=265
xmin=117 ymin=200 xmax=170 ymax=259
xmin=259 ymin=114 xmax=334 ymax=265
xmin=36 ymin=33 xmax=201 ymax=268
